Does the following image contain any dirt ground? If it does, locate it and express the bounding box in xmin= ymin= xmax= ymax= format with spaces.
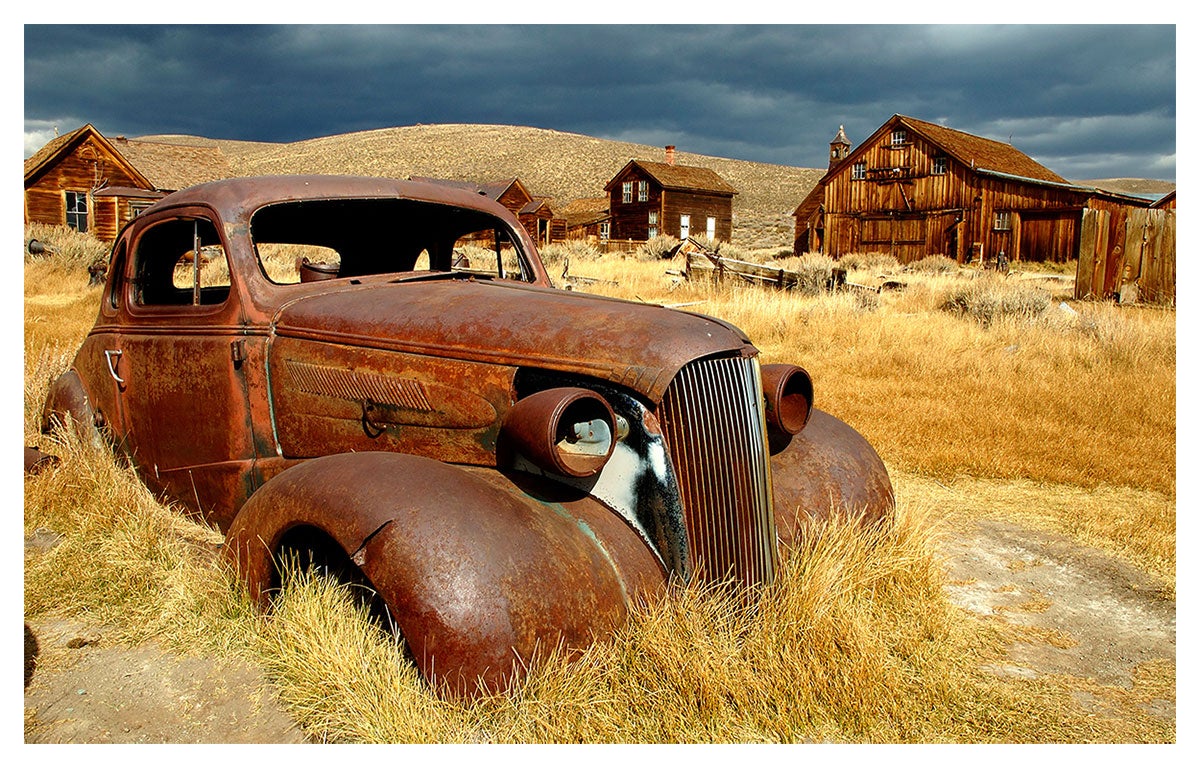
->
xmin=23 ymin=515 xmax=1175 ymax=743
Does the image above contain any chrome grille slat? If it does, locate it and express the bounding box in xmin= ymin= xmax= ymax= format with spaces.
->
xmin=659 ymin=356 xmax=777 ymax=586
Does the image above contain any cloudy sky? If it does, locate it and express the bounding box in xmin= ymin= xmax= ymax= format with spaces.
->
xmin=23 ymin=23 xmax=1177 ymax=181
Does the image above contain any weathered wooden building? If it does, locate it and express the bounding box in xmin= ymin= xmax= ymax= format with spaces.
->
xmin=412 ymin=176 xmax=564 ymax=245
xmin=604 ymin=146 xmax=737 ymax=244
xmin=24 ymin=124 xmax=230 ymax=242
xmin=795 ymin=115 xmax=1152 ymax=266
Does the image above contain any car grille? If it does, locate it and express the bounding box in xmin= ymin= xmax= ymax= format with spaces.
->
xmin=657 ymin=355 xmax=777 ymax=587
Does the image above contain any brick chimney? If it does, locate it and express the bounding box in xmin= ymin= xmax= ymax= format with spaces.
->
xmin=665 ymin=145 xmax=676 ymax=166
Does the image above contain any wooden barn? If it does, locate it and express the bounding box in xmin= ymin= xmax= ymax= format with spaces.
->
xmin=604 ymin=146 xmax=737 ymax=244
xmin=795 ymin=115 xmax=1152 ymax=268
xmin=412 ymin=176 xmax=565 ymax=246
xmin=24 ymin=124 xmax=230 ymax=242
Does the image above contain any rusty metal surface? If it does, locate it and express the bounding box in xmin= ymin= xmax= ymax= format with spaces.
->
xmin=24 ymin=446 xmax=59 ymax=475
xmin=226 ymin=452 xmax=666 ymax=698
xmin=769 ymin=409 xmax=896 ymax=548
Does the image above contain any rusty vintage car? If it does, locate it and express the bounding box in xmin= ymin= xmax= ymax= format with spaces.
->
xmin=42 ymin=175 xmax=893 ymax=697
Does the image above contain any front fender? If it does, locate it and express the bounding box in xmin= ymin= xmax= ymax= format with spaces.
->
xmin=226 ymin=452 xmax=666 ymax=698
xmin=770 ymin=409 xmax=895 ymax=548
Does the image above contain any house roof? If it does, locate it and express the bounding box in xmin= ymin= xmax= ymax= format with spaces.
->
xmin=825 ymin=114 xmax=1069 ymax=186
xmin=606 ymin=160 xmax=738 ymax=195
xmin=409 ymin=176 xmax=522 ymax=202
xmin=24 ymin=123 xmax=230 ymax=193
xmin=108 ymin=136 xmax=231 ymax=191
xmin=1151 ymin=190 xmax=1176 ymax=208
xmin=24 ymin=123 xmax=153 ymax=190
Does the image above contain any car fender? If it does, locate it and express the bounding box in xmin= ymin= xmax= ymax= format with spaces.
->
xmin=226 ymin=451 xmax=667 ymax=698
xmin=769 ymin=408 xmax=895 ymax=548
xmin=41 ymin=368 xmax=102 ymax=441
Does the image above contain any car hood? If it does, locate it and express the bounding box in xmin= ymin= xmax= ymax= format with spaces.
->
xmin=270 ymin=277 xmax=756 ymax=402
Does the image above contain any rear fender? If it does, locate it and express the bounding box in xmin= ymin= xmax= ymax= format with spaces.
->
xmin=226 ymin=451 xmax=666 ymax=698
xmin=769 ymin=409 xmax=895 ymax=548
xmin=41 ymin=369 xmax=101 ymax=440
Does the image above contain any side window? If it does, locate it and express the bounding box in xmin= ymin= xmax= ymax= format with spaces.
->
xmin=65 ymin=191 xmax=89 ymax=232
xmin=132 ymin=217 xmax=230 ymax=307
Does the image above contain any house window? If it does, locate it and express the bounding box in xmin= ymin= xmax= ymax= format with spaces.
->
xmin=622 ymin=181 xmax=633 ymax=204
xmin=706 ymin=216 xmax=716 ymax=240
xmin=932 ymin=155 xmax=948 ymax=175
xmin=648 ymin=211 xmax=658 ymax=239
xmin=638 ymin=181 xmax=649 ymax=202
xmin=679 ymin=214 xmax=690 ymax=240
xmin=599 ymin=221 xmax=610 ymax=241
xmin=65 ymin=191 xmax=88 ymax=232
xmin=851 ymin=162 xmax=866 ymax=181
xmin=993 ymin=211 xmax=1012 ymax=231
xmin=891 ymin=129 xmax=907 ymax=146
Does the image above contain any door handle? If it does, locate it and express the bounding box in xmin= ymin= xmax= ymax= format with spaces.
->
xmin=104 ymin=349 xmax=125 ymax=384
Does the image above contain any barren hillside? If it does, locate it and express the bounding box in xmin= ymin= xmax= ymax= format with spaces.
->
xmin=139 ymin=124 xmax=825 ymax=249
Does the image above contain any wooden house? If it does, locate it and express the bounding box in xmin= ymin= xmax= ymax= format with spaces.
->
xmin=412 ymin=176 xmax=564 ymax=246
xmin=24 ymin=124 xmax=230 ymax=242
xmin=603 ymin=146 xmax=737 ymax=244
xmin=795 ymin=115 xmax=1151 ymax=267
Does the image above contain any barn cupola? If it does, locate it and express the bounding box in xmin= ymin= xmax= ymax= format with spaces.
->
xmin=829 ymin=125 xmax=852 ymax=168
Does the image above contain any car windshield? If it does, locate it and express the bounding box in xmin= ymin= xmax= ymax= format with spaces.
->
xmin=250 ymin=198 xmax=533 ymax=285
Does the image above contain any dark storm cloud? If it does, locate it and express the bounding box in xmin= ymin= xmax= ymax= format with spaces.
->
xmin=23 ymin=24 xmax=1176 ymax=180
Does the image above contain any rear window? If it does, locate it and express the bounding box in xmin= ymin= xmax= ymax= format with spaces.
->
xmin=250 ymin=198 xmax=532 ymax=284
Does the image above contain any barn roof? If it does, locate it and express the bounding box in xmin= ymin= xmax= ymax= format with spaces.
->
xmin=108 ymin=136 xmax=231 ymax=191
xmin=606 ymin=160 xmax=738 ymax=195
xmin=824 ymin=114 xmax=1070 ymax=186
xmin=894 ymin=115 xmax=1069 ymax=183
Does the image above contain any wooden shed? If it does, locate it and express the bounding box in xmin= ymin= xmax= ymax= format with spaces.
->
xmin=24 ymin=124 xmax=230 ymax=242
xmin=559 ymin=197 xmax=612 ymax=243
xmin=604 ymin=147 xmax=737 ymax=244
xmin=797 ymin=115 xmax=1152 ymax=267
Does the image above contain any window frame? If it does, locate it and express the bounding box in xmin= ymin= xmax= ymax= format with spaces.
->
xmin=65 ymin=190 xmax=89 ymax=232
xmin=891 ymin=128 xmax=907 ymax=146
xmin=851 ymin=162 xmax=867 ymax=181
xmin=993 ymin=211 xmax=1012 ymax=232
xmin=637 ymin=180 xmax=649 ymax=202
xmin=932 ymin=155 xmax=948 ymax=175
xmin=622 ymin=181 xmax=633 ymax=204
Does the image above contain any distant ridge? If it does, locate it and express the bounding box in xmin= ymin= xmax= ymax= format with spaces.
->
xmin=137 ymin=123 xmax=824 ymax=248
xmin=133 ymin=124 xmax=1176 ymax=248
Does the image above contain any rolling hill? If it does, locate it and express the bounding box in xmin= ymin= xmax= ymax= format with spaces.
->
xmin=138 ymin=124 xmax=826 ymax=249
xmin=137 ymin=124 xmax=1177 ymax=250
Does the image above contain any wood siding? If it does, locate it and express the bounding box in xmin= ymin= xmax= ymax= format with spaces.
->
xmin=812 ymin=116 xmax=1152 ymax=268
xmin=25 ymin=133 xmax=151 ymax=241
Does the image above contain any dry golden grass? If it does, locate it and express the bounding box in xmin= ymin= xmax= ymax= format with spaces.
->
xmin=23 ymin=227 xmax=1174 ymax=742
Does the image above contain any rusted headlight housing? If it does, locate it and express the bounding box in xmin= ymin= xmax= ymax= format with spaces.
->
xmin=502 ymin=387 xmax=617 ymax=478
xmin=762 ymin=364 xmax=813 ymax=439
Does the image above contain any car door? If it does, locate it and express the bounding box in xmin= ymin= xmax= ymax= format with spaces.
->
xmin=111 ymin=207 xmax=258 ymax=517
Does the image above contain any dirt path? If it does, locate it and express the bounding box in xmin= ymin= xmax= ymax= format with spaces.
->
xmin=23 ymin=516 xmax=1176 ymax=743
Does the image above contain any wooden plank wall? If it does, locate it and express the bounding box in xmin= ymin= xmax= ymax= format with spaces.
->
xmin=1076 ymin=207 xmax=1175 ymax=305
